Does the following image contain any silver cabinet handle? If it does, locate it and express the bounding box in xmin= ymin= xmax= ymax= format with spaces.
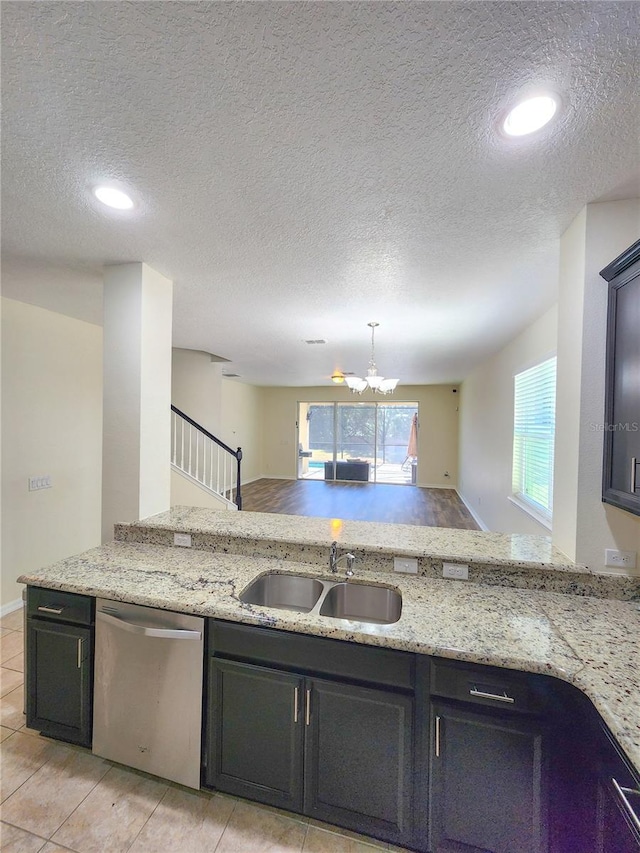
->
xmin=612 ymin=778 xmax=640 ymax=834
xmin=435 ymin=715 xmax=441 ymax=758
xmin=294 ymin=687 xmax=299 ymax=724
xmin=77 ymin=638 xmax=82 ymax=669
xmin=97 ymin=610 xmax=201 ymax=640
xmin=470 ymin=687 xmax=515 ymax=704
xmin=305 ymin=689 xmax=311 ymax=726
xmin=38 ymin=606 xmax=63 ymax=615
xmin=632 ymin=457 xmax=638 ymax=493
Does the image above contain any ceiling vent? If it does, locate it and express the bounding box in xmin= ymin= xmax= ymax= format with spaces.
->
xmin=222 ymin=372 xmax=241 ymax=378
xmin=305 ymin=339 xmax=326 ymax=345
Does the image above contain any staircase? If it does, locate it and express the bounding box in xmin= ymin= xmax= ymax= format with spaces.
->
xmin=171 ymin=406 xmax=243 ymax=510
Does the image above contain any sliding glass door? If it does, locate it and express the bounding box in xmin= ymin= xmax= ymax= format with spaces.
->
xmin=298 ymin=402 xmax=418 ymax=485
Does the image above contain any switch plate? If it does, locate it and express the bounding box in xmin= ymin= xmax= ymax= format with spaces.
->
xmin=174 ymin=533 xmax=192 ymax=548
xmin=443 ymin=562 xmax=469 ymax=580
xmin=28 ymin=475 xmax=52 ymax=491
xmin=394 ymin=557 xmax=418 ymax=574
xmin=604 ymin=549 xmax=636 ymax=569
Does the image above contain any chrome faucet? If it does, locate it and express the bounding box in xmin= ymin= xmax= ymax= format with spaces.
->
xmin=329 ymin=541 xmax=355 ymax=577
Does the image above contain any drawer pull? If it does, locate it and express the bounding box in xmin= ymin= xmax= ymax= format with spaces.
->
xmin=305 ymin=689 xmax=311 ymax=726
xmin=37 ymin=606 xmax=64 ymax=615
xmin=77 ymin=638 xmax=83 ymax=669
xmin=469 ymin=687 xmax=515 ymax=704
xmin=611 ymin=778 xmax=640 ymax=834
xmin=435 ymin=715 xmax=441 ymax=758
xmin=632 ymin=457 xmax=638 ymax=493
xmin=294 ymin=687 xmax=299 ymax=724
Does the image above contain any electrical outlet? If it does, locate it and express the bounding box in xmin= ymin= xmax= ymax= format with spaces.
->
xmin=28 ymin=475 xmax=52 ymax=491
xmin=443 ymin=562 xmax=469 ymax=580
xmin=604 ymin=549 xmax=636 ymax=569
xmin=394 ymin=557 xmax=418 ymax=574
xmin=174 ymin=533 xmax=192 ymax=548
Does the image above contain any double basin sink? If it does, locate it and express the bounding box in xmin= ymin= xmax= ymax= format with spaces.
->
xmin=240 ymin=572 xmax=402 ymax=625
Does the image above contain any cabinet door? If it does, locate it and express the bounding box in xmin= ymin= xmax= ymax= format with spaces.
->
xmin=304 ymin=678 xmax=413 ymax=846
xmin=597 ymin=777 xmax=640 ymax=852
xmin=429 ymin=702 xmax=547 ymax=853
xmin=26 ymin=619 xmax=93 ymax=747
xmin=206 ymin=658 xmax=304 ymax=812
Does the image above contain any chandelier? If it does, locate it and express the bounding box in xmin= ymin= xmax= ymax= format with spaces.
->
xmin=345 ymin=322 xmax=399 ymax=395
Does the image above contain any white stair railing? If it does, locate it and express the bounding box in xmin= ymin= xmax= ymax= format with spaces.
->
xmin=171 ymin=406 xmax=243 ymax=508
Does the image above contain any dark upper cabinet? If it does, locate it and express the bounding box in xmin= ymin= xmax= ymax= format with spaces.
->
xmin=600 ymin=239 xmax=640 ymax=517
xmin=26 ymin=587 xmax=94 ymax=747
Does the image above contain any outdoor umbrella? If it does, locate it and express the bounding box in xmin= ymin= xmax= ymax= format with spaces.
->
xmin=405 ymin=413 xmax=418 ymax=462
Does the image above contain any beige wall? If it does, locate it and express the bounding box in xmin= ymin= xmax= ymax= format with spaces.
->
xmin=220 ymin=379 xmax=264 ymax=484
xmin=170 ymin=468 xmax=237 ymax=510
xmin=171 ymin=348 xmax=222 ymax=436
xmin=458 ymin=306 xmax=558 ymax=534
xmin=1 ymin=298 xmax=103 ymax=606
xmin=260 ymin=385 xmax=459 ymax=487
xmin=554 ymin=199 xmax=640 ymax=573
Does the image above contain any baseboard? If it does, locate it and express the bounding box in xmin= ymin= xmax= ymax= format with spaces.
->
xmin=456 ymin=491 xmax=489 ymax=531
xmin=416 ymin=483 xmax=458 ymax=490
xmin=1 ymin=598 xmax=23 ymax=618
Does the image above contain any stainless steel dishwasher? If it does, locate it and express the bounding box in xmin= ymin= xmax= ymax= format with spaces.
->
xmin=93 ymin=598 xmax=204 ymax=789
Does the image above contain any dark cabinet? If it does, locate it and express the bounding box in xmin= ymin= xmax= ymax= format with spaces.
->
xmin=206 ymin=658 xmax=304 ymax=812
xmin=304 ymin=677 xmax=413 ymax=841
xmin=596 ymin=725 xmax=640 ymax=852
xmin=429 ymin=702 xmax=546 ymax=853
xmin=205 ymin=620 xmax=414 ymax=847
xmin=26 ymin=587 xmax=94 ymax=747
xmin=425 ymin=659 xmax=548 ymax=853
xmin=600 ymin=239 xmax=640 ymax=517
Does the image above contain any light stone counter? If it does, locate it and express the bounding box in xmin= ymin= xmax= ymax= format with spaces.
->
xmin=18 ymin=538 xmax=640 ymax=778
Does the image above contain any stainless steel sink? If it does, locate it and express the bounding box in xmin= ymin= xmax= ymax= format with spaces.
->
xmin=319 ymin=582 xmax=402 ymax=625
xmin=240 ymin=573 xmax=324 ymax=612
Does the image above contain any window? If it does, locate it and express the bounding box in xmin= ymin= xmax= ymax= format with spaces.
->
xmin=512 ymin=356 xmax=557 ymax=523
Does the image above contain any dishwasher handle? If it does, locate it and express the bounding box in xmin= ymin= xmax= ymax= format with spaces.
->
xmin=97 ymin=609 xmax=202 ymax=640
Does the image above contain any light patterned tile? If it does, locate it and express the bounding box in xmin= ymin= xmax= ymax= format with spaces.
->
xmin=215 ymin=799 xmax=307 ymax=853
xmin=0 ymin=732 xmax=60 ymax=802
xmin=0 ymin=821 xmax=47 ymax=852
xmin=307 ymin=821 xmax=387 ymax=849
xmin=0 ymin=686 xmax=25 ymax=731
xmin=1 ymin=725 xmax=15 ymax=742
xmin=1 ymin=628 xmax=12 ymax=638
xmin=304 ymin=826 xmax=388 ymax=852
xmin=1 ymin=667 xmax=23 ymax=698
xmin=128 ymin=786 xmax=235 ymax=852
xmin=4 ymin=653 xmax=24 ymax=674
xmin=51 ymin=765 xmax=169 ymax=853
xmin=0 ymin=610 xmax=24 ymax=632
xmin=0 ymin=632 xmax=24 ymax=665
xmin=38 ymin=845 xmax=75 ymax=853
xmin=2 ymin=742 xmax=111 ymax=838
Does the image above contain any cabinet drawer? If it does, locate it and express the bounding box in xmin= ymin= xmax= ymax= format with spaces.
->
xmin=430 ymin=658 xmax=543 ymax=714
xmin=27 ymin=586 xmax=93 ymax=626
xmin=210 ymin=620 xmax=414 ymax=691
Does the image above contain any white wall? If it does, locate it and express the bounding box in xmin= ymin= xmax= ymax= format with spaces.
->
xmin=171 ymin=348 xmax=222 ymax=436
xmin=458 ymin=306 xmax=558 ymax=534
xmin=220 ymin=379 xmax=264 ymax=484
xmin=554 ymin=199 xmax=640 ymax=572
xmin=259 ymin=385 xmax=459 ymax=487
xmin=1 ymin=298 xmax=103 ymax=606
xmin=170 ymin=468 xmax=237 ymax=510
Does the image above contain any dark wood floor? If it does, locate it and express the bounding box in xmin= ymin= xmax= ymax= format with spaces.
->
xmin=239 ymin=478 xmax=479 ymax=529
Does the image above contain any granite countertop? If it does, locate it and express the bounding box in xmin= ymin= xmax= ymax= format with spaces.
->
xmin=18 ymin=537 xmax=640 ymax=777
xmin=119 ymin=506 xmax=582 ymax=572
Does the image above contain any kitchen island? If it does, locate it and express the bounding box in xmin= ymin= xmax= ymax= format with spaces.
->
xmin=18 ymin=508 xmax=640 ymax=851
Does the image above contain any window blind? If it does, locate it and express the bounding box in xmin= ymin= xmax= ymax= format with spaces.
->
xmin=512 ymin=356 xmax=557 ymax=521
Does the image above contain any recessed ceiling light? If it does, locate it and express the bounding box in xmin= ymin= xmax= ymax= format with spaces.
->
xmin=503 ymin=95 xmax=558 ymax=137
xmin=94 ymin=186 xmax=134 ymax=210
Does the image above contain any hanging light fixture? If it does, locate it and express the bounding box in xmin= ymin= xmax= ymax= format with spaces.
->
xmin=345 ymin=322 xmax=399 ymax=395
xmin=331 ymin=371 xmax=346 ymax=384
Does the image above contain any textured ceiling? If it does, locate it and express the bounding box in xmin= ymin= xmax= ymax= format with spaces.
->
xmin=2 ymin=1 xmax=639 ymax=385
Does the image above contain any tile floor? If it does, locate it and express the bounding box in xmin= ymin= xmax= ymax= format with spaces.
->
xmin=0 ymin=608 xmax=412 ymax=853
